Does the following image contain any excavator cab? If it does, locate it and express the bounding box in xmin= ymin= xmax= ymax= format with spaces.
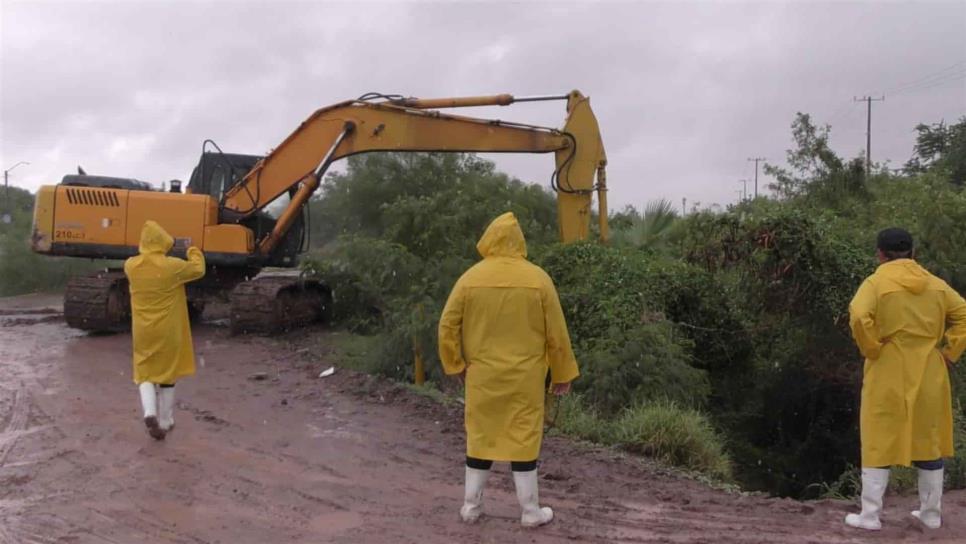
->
xmin=187 ymin=151 xmax=263 ymax=203
xmin=186 ymin=150 xmax=305 ymax=267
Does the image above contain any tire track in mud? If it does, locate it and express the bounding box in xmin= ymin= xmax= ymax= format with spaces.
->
xmin=0 ymin=386 xmax=48 ymax=544
xmin=0 ymin=322 xmax=115 ymax=544
xmin=0 ymin=386 xmax=29 ymax=467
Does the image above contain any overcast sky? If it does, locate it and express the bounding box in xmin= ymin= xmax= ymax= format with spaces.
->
xmin=2 ymin=0 xmax=964 ymax=211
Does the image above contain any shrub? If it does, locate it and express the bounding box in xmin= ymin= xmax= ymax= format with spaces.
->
xmin=303 ymin=236 xmax=430 ymax=332
xmin=537 ymin=242 xmax=652 ymax=350
xmin=576 ymin=321 xmax=707 ymax=415
xmin=553 ymin=396 xmax=733 ymax=482
xmin=614 ymin=400 xmax=733 ymax=481
xmin=538 ymin=242 xmax=749 ymax=410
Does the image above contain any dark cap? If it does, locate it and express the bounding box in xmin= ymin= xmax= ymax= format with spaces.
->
xmin=877 ymin=228 xmax=914 ymax=253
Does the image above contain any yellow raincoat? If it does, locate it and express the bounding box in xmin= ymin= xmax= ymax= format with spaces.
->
xmin=124 ymin=221 xmax=206 ymax=385
xmin=849 ymin=259 xmax=966 ymax=467
xmin=438 ymin=212 xmax=579 ymax=461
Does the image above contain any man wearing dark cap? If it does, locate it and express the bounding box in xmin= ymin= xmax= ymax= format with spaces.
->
xmin=845 ymin=228 xmax=966 ymax=530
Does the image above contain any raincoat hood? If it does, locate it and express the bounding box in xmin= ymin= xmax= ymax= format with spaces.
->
xmin=476 ymin=212 xmax=527 ymax=259
xmin=139 ymin=220 xmax=174 ymax=255
xmin=878 ymin=258 xmax=929 ymax=295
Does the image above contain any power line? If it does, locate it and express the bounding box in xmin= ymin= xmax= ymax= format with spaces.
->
xmin=882 ymin=60 xmax=966 ymax=94
xmin=827 ymin=99 xmax=860 ymax=128
xmin=892 ymin=70 xmax=966 ymax=95
xmin=891 ymin=70 xmax=966 ymax=97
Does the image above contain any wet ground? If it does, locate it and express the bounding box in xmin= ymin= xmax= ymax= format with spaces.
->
xmin=1 ymin=292 xmax=965 ymax=543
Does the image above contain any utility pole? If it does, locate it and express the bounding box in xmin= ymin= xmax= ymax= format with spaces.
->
xmin=681 ymin=197 xmax=687 ymax=215
xmin=738 ymin=179 xmax=749 ymax=201
xmin=747 ymin=157 xmax=766 ymax=199
xmin=854 ymin=95 xmax=885 ymax=178
xmin=3 ymin=161 xmax=29 ymax=225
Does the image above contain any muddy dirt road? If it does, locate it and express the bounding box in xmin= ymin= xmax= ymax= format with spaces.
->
xmin=1 ymin=294 xmax=964 ymax=543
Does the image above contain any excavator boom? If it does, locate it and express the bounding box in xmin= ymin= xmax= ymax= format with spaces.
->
xmin=222 ymin=90 xmax=607 ymax=249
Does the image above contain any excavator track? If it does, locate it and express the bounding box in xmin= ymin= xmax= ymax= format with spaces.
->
xmin=64 ymin=270 xmax=131 ymax=332
xmin=229 ymin=275 xmax=331 ymax=335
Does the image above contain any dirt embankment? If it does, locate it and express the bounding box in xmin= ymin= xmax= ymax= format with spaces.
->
xmin=0 ymin=295 xmax=964 ymax=543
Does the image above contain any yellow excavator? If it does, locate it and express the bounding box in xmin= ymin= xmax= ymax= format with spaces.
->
xmin=30 ymin=90 xmax=608 ymax=333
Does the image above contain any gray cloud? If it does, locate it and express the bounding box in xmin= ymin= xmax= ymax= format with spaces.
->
xmin=2 ymin=0 xmax=964 ymax=211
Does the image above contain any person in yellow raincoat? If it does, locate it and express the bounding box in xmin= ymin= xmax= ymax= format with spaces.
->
xmin=438 ymin=212 xmax=579 ymax=527
xmin=124 ymin=220 xmax=205 ymax=440
xmin=845 ymin=228 xmax=966 ymax=530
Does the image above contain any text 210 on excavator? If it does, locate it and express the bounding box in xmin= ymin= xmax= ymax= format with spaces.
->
xmin=30 ymin=90 xmax=608 ymax=333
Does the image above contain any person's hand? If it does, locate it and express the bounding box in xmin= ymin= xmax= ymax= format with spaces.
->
xmin=551 ymin=381 xmax=572 ymax=396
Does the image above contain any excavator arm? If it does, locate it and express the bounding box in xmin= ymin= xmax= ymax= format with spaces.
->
xmin=220 ymin=90 xmax=608 ymax=254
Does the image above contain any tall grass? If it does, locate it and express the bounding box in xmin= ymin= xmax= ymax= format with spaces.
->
xmin=555 ymin=395 xmax=733 ymax=482
xmin=615 ymin=400 xmax=733 ymax=481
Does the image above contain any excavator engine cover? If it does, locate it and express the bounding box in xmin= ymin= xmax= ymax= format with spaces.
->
xmin=61 ymin=174 xmax=153 ymax=191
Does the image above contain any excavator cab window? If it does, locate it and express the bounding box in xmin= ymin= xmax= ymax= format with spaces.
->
xmin=187 ymin=152 xmax=262 ymax=203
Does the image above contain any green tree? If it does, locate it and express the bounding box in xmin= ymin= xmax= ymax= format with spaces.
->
xmin=766 ymin=113 xmax=867 ymax=204
xmin=905 ymin=118 xmax=966 ymax=185
xmin=308 ymin=152 xmax=557 ymax=258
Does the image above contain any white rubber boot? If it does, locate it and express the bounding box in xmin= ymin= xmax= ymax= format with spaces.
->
xmin=138 ymin=382 xmax=165 ymax=440
xmin=844 ymin=467 xmax=889 ymax=530
xmin=911 ymin=468 xmax=943 ymax=529
xmin=459 ymin=467 xmax=490 ymax=523
xmin=158 ymin=386 xmax=176 ymax=432
xmin=513 ymin=469 xmax=554 ymax=528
